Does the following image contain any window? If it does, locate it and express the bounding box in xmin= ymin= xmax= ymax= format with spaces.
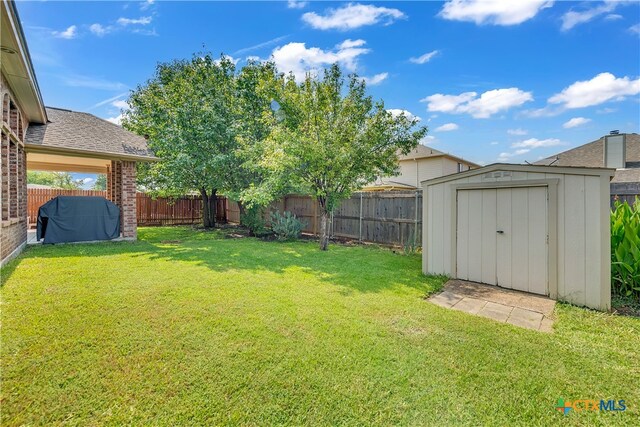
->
xmin=457 ymin=162 xmax=464 ymax=173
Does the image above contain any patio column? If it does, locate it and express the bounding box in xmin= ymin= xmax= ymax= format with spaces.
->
xmin=108 ymin=160 xmax=137 ymax=239
xmin=120 ymin=161 xmax=137 ymax=239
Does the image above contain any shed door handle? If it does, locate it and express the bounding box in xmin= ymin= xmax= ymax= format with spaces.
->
xmin=496 ymin=230 xmax=504 ymax=234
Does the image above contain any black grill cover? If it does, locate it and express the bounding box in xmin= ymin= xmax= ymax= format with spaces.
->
xmin=37 ymin=196 xmax=121 ymax=244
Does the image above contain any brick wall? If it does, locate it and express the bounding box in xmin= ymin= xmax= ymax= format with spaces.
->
xmin=108 ymin=160 xmax=137 ymax=239
xmin=1 ymin=73 xmax=28 ymax=265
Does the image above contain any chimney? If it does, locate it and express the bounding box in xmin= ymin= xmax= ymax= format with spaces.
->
xmin=604 ymin=133 xmax=626 ymax=169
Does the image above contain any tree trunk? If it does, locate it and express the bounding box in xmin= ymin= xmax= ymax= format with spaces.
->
xmin=319 ymin=208 xmax=330 ymax=251
xmin=200 ymin=188 xmax=217 ymax=228
xmin=210 ymin=188 xmax=217 ymax=227
xmin=237 ymin=201 xmax=245 ymax=225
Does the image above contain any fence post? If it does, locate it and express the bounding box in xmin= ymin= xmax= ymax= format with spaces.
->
xmin=414 ymin=190 xmax=419 ymax=243
xmin=359 ymin=192 xmax=363 ymax=242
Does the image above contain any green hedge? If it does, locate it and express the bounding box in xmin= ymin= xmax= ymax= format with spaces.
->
xmin=611 ymin=197 xmax=640 ymax=300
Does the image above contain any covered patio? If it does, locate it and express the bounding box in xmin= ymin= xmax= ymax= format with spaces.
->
xmin=25 ymin=107 xmax=157 ymax=240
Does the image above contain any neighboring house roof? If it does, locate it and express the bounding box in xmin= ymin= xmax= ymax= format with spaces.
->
xmin=361 ymin=179 xmax=418 ymax=191
xmin=398 ymin=144 xmax=479 ymax=167
xmin=535 ymin=133 xmax=640 ymax=183
xmin=25 ymin=107 xmax=157 ymax=161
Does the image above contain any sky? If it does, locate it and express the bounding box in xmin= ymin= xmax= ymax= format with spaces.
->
xmin=16 ymin=0 xmax=640 ymax=188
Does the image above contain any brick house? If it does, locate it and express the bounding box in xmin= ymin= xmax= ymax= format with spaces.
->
xmin=1 ymin=0 xmax=156 ymax=266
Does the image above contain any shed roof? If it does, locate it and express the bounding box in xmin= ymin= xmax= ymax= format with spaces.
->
xmin=421 ymin=163 xmax=615 ymax=186
xmin=25 ymin=107 xmax=156 ymax=161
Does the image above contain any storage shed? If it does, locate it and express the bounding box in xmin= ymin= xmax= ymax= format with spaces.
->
xmin=422 ymin=164 xmax=615 ymax=310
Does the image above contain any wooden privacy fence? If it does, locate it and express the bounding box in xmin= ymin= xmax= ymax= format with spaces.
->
xmin=135 ymin=193 xmax=225 ymax=226
xmin=611 ymin=182 xmax=640 ymax=207
xmin=27 ymin=189 xmax=224 ymax=227
xmin=227 ymin=191 xmax=423 ymax=246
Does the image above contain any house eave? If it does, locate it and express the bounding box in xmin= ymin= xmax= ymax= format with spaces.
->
xmin=24 ymin=143 xmax=159 ymax=163
xmin=1 ymin=0 xmax=47 ymax=124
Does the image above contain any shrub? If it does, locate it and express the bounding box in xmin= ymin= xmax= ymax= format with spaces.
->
xmin=241 ymin=206 xmax=267 ymax=236
xmin=611 ymin=197 xmax=640 ymax=300
xmin=270 ymin=211 xmax=305 ymax=241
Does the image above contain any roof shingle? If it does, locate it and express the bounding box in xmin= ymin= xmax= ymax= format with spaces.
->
xmin=25 ymin=107 xmax=156 ymax=160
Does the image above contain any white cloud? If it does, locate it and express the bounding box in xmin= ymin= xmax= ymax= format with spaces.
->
xmin=439 ymin=0 xmax=553 ymax=26
xmin=140 ymin=0 xmax=155 ymax=11
xmin=213 ymin=54 xmax=240 ymax=66
xmin=421 ymin=92 xmax=477 ymax=113
xmin=420 ymin=135 xmax=437 ymax=145
xmin=563 ymin=117 xmax=591 ymax=129
xmin=287 ymin=0 xmax=308 ymax=9
xmin=52 ymin=25 xmax=77 ymax=39
xmin=422 ymin=88 xmax=533 ymax=118
xmin=302 ymin=3 xmax=406 ymax=30
xmin=106 ymin=114 xmax=123 ymax=125
xmin=507 ymin=128 xmax=528 ymax=135
xmin=409 ymin=50 xmax=439 ymax=64
xmin=117 ymin=16 xmax=152 ymax=26
xmin=604 ymin=14 xmax=623 ymax=21
xmin=435 ymin=123 xmax=459 ymax=132
xmin=82 ymin=177 xmax=95 ymax=185
xmin=112 ymin=100 xmax=130 ymax=110
xmin=511 ymin=137 xmax=563 ymax=148
xmin=548 ymin=72 xmax=640 ymax=109
xmin=387 ymin=109 xmax=421 ymax=122
xmin=561 ymin=0 xmax=618 ymax=31
xmin=271 ymin=39 xmax=370 ymax=80
xmin=630 ymin=23 xmax=640 ymax=34
xmin=89 ymin=23 xmax=110 ymax=36
xmin=490 ymin=141 xmax=499 ymax=145
xmin=362 ymin=72 xmax=388 ymax=86
xmin=498 ymin=148 xmax=530 ymax=161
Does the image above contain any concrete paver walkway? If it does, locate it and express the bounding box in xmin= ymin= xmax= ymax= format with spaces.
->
xmin=429 ymin=280 xmax=555 ymax=332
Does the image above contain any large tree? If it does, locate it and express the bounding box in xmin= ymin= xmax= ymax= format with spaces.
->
xmin=27 ymin=171 xmax=83 ymax=189
xmin=123 ymin=54 xmax=237 ymax=228
xmin=266 ymin=64 xmax=427 ymax=250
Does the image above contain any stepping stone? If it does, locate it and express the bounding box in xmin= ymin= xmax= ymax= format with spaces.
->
xmin=451 ymin=297 xmax=487 ymax=314
xmin=477 ymin=301 xmax=513 ymax=322
xmin=507 ymin=307 xmax=544 ymax=330
xmin=429 ymin=291 xmax=463 ymax=308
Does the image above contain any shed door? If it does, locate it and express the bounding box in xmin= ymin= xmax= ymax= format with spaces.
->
xmin=456 ymin=187 xmax=548 ymax=295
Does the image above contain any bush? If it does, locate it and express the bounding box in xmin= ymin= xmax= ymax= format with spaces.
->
xmin=241 ymin=206 xmax=267 ymax=236
xmin=270 ymin=211 xmax=305 ymax=241
xmin=611 ymin=197 xmax=640 ymax=300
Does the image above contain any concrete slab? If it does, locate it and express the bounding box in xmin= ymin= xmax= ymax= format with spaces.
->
xmin=451 ymin=297 xmax=487 ymax=314
xmin=478 ymin=301 xmax=513 ymax=322
xmin=430 ymin=291 xmax=463 ymax=308
xmin=428 ymin=280 xmax=556 ymax=332
xmin=507 ymin=307 xmax=543 ymax=330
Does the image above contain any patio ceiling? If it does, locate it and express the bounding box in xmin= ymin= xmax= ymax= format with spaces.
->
xmin=27 ymin=152 xmax=110 ymax=173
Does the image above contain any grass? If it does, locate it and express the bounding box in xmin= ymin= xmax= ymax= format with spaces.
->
xmin=1 ymin=227 xmax=639 ymax=426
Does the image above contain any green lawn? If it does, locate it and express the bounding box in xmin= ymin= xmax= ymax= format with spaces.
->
xmin=1 ymin=227 xmax=639 ymax=426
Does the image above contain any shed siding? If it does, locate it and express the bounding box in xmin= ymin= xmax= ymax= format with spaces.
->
xmin=423 ymin=167 xmax=611 ymax=310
